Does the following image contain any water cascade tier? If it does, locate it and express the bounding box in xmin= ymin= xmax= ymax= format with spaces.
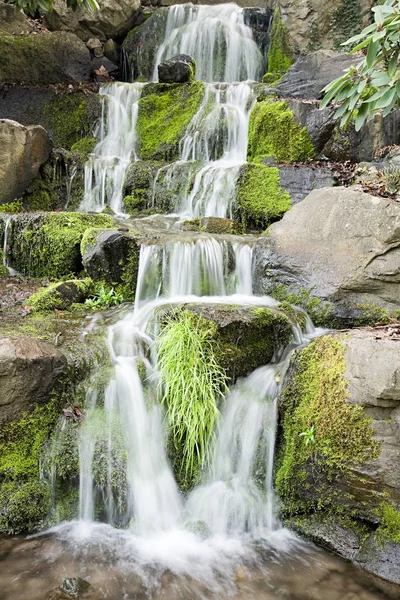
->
xmin=82 ymin=2 xmax=264 ymax=217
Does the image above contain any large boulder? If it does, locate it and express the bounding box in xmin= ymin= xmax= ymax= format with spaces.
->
xmin=0 ymin=31 xmax=91 ymax=84
xmin=43 ymin=0 xmax=141 ymax=42
xmin=0 ymin=120 xmax=52 ymax=205
xmin=158 ymin=54 xmax=196 ymax=83
xmin=278 ymin=165 xmax=335 ymax=205
xmin=277 ymin=330 xmax=400 ymax=584
xmin=277 ymin=0 xmax=373 ymax=54
xmin=275 ymin=50 xmax=359 ymax=100
xmin=254 ymin=186 xmax=400 ymax=322
xmin=0 ymin=336 xmax=67 ymax=425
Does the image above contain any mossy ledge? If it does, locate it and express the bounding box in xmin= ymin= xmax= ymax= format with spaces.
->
xmin=235 ymin=164 xmax=291 ymax=230
xmin=263 ymin=7 xmax=294 ymax=86
xmin=137 ymin=82 xmax=205 ymax=161
xmin=1 ymin=213 xmax=114 ymax=279
xmin=276 ymin=335 xmax=380 ymax=518
xmin=247 ymin=97 xmax=315 ymax=164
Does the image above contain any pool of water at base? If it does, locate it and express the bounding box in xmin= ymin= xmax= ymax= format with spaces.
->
xmin=1 ymin=531 xmax=399 ymax=600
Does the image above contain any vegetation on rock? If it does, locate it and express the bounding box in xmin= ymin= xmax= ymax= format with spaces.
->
xmin=263 ymin=7 xmax=293 ymax=86
xmin=27 ymin=279 xmax=93 ymax=313
xmin=235 ymin=164 xmax=291 ymax=230
xmin=247 ymin=98 xmax=315 ymax=163
xmin=276 ymin=336 xmax=380 ymax=516
xmin=137 ymin=82 xmax=205 ymax=160
xmin=269 ymin=284 xmax=334 ymax=328
xmin=9 ymin=0 xmax=98 ymax=17
xmin=43 ymin=93 xmax=100 ymax=150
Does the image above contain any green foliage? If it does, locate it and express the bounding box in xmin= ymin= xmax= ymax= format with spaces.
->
xmin=247 ymin=98 xmax=315 ymax=163
xmin=321 ymin=1 xmax=400 ymax=131
xmin=137 ymin=82 xmax=205 ymax=160
xmin=123 ymin=192 xmax=148 ymax=214
xmin=384 ymin=161 xmax=400 ymax=193
xmin=10 ymin=213 xmax=113 ymax=278
xmin=85 ymin=284 xmax=124 ymax=309
xmin=263 ymin=7 xmax=293 ymax=85
xmin=0 ymin=480 xmax=51 ymax=534
xmin=0 ymin=250 xmax=9 ymax=277
xmin=0 ymin=201 xmax=22 ymax=214
xmin=157 ymin=310 xmax=228 ymax=481
xmin=269 ymin=284 xmax=334 ymax=328
xmin=8 ymin=0 xmax=98 ymax=18
xmin=376 ymin=502 xmax=400 ymax=544
xmin=355 ymin=301 xmax=394 ymax=326
xmin=331 ymin=0 xmax=363 ymax=50
xmin=235 ymin=164 xmax=291 ymax=229
xmin=276 ymin=336 xmax=380 ymax=515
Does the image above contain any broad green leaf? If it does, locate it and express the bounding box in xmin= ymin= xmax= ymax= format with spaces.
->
xmin=374 ymin=86 xmax=397 ymax=109
xmin=366 ymin=40 xmax=379 ymax=68
xmin=355 ymin=102 xmax=370 ymax=131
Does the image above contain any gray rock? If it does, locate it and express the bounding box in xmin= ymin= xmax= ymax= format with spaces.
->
xmin=253 ymin=186 xmax=400 ymax=322
xmin=82 ymin=230 xmax=140 ymax=287
xmin=43 ymin=0 xmax=141 ymax=42
xmin=0 ymin=119 xmax=52 ymax=204
xmin=158 ymin=54 xmax=196 ymax=83
xmin=91 ymin=56 xmax=119 ymax=75
xmin=276 ymin=50 xmax=359 ymax=100
xmin=0 ymin=31 xmax=91 ymax=85
xmin=103 ymin=39 xmax=120 ymax=64
xmin=287 ymin=99 xmax=336 ymax=154
xmin=0 ymin=1 xmax=33 ymax=35
xmin=0 ymin=336 xmax=67 ymax=425
xmin=278 ymin=165 xmax=335 ymax=204
xmin=86 ymin=37 xmax=103 ymax=57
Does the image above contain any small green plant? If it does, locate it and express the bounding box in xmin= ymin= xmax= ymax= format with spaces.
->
xmin=299 ymin=425 xmax=316 ymax=446
xmin=376 ymin=502 xmax=400 ymax=545
xmin=356 ymin=301 xmax=392 ymax=326
xmin=85 ymin=285 xmax=124 ymax=309
xmin=269 ymin=284 xmax=334 ymax=328
xmin=0 ymin=201 xmax=22 ymax=214
xmin=157 ymin=310 xmax=228 ymax=481
xmin=384 ymin=161 xmax=400 ymax=194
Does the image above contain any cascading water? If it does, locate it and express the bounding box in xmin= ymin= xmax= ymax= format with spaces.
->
xmin=81 ymin=82 xmax=143 ymax=214
xmin=2 ymin=216 xmax=17 ymax=276
xmin=153 ymin=3 xmax=263 ymax=83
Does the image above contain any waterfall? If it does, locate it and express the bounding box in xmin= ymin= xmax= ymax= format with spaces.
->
xmin=153 ymin=3 xmax=263 ymax=83
xmin=2 ymin=216 xmax=17 ymax=276
xmin=80 ymin=82 xmax=144 ymax=214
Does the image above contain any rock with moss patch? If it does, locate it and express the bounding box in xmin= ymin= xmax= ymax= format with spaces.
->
xmin=0 ymin=119 xmax=52 ymax=205
xmin=27 ymin=279 xmax=93 ymax=313
xmin=160 ymin=303 xmax=293 ymax=381
xmin=158 ymin=54 xmax=196 ymax=83
xmin=0 ymin=480 xmax=51 ymax=534
xmin=137 ymin=82 xmax=205 ymax=161
xmin=0 ymin=31 xmax=91 ymax=85
xmin=4 ymin=212 xmax=114 ymax=279
xmin=253 ymin=186 xmax=400 ymax=324
xmin=262 ymin=6 xmax=293 ymax=86
xmin=82 ymin=229 xmax=140 ymax=300
xmin=247 ymin=97 xmax=315 ymax=164
xmin=277 ymin=330 xmax=400 ymax=584
xmin=0 ymin=335 xmax=68 ymax=425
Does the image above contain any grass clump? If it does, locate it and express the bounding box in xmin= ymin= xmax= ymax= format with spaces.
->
xmin=247 ymin=98 xmax=315 ymax=164
xmin=157 ymin=310 xmax=228 ymax=482
xmin=263 ymin=7 xmax=293 ymax=86
xmin=376 ymin=503 xmax=400 ymax=545
xmin=235 ymin=164 xmax=291 ymax=230
xmin=137 ymin=82 xmax=205 ymax=161
xmin=276 ymin=336 xmax=380 ymax=515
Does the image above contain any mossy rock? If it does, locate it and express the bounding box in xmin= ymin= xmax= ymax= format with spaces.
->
xmin=275 ymin=335 xmax=380 ymax=518
xmin=161 ymin=303 xmax=293 ymax=382
xmin=0 ymin=480 xmax=51 ymax=534
xmin=235 ymin=164 xmax=291 ymax=230
xmin=263 ymin=7 xmax=294 ymax=86
xmin=137 ymin=82 xmax=205 ymax=161
xmin=27 ymin=278 xmax=93 ymax=313
xmin=6 ymin=213 xmax=114 ymax=279
xmin=0 ymin=31 xmax=91 ymax=86
xmin=247 ymin=97 xmax=315 ymax=164
xmin=122 ymin=160 xmax=163 ymax=214
xmin=182 ymin=217 xmax=244 ymax=234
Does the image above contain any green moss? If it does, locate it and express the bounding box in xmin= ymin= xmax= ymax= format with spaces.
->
xmin=235 ymin=164 xmax=291 ymax=230
xmin=55 ymin=487 xmax=79 ymax=522
xmin=276 ymin=336 xmax=380 ymax=516
xmin=376 ymin=503 xmax=400 ymax=545
xmin=43 ymin=93 xmax=100 ymax=150
xmin=23 ymin=176 xmax=53 ymax=211
xmin=277 ymin=301 xmax=308 ymax=332
xmin=0 ymin=250 xmax=9 ymax=277
xmin=27 ymin=278 xmax=93 ymax=313
xmin=263 ymin=7 xmax=294 ymax=85
xmin=80 ymin=226 xmax=114 ymax=257
xmin=71 ymin=137 xmax=97 ymax=159
xmin=269 ymin=284 xmax=334 ymax=328
xmin=0 ymin=201 xmax=22 ymax=214
xmin=117 ymin=244 xmax=140 ymax=302
xmin=123 ymin=191 xmax=148 ymax=214
xmin=331 ymin=0 xmax=362 ymax=50
xmin=137 ymin=82 xmax=205 ymax=160
xmin=247 ymin=98 xmax=315 ymax=164
xmin=10 ymin=213 xmax=113 ymax=278
xmin=0 ymin=480 xmax=51 ymax=534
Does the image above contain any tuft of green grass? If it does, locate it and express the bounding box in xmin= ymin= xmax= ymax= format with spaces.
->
xmin=157 ymin=310 xmax=228 ymax=481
